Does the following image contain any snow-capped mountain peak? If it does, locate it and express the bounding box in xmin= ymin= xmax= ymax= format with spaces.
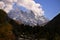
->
xmin=8 ymin=7 xmax=48 ymax=26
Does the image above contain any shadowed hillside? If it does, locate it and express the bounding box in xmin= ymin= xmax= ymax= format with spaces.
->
xmin=0 ymin=9 xmax=16 ymax=40
xmin=45 ymin=13 xmax=60 ymax=40
xmin=0 ymin=9 xmax=60 ymax=40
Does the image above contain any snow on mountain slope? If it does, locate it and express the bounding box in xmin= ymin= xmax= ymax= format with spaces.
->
xmin=8 ymin=7 xmax=48 ymax=26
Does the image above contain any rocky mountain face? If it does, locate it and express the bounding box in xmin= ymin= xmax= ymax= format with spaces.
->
xmin=8 ymin=8 xmax=48 ymax=26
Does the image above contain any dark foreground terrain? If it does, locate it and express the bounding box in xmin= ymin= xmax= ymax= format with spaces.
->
xmin=0 ymin=9 xmax=60 ymax=40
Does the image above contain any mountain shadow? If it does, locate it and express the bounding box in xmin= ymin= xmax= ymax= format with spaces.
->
xmin=0 ymin=9 xmax=16 ymax=40
xmin=44 ymin=13 xmax=60 ymax=40
xmin=8 ymin=11 xmax=60 ymax=40
xmin=0 ymin=9 xmax=60 ymax=40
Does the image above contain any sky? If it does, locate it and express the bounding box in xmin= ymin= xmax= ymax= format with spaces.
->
xmin=0 ymin=0 xmax=60 ymax=20
xmin=34 ymin=0 xmax=60 ymax=20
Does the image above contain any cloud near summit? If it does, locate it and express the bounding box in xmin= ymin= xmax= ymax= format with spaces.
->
xmin=0 ymin=0 xmax=44 ymax=16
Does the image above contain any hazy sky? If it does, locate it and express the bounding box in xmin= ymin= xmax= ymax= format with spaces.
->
xmin=34 ymin=0 xmax=60 ymax=20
